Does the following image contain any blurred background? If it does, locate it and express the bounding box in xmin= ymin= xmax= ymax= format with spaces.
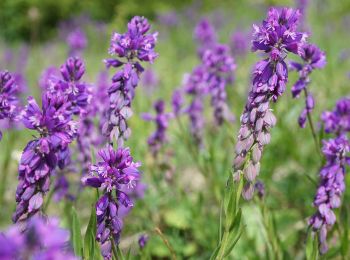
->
xmin=1 ymin=0 xmax=350 ymax=259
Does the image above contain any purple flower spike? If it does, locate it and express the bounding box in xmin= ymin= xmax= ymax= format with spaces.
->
xmin=103 ymin=16 xmax=158 ymax=145
xmin=83 ymin=145 xmax=141 ymax=259
xmin=321 ymin=97 xmax=350 ymax=135
xmin=0 ymin=71 xmax=20 ymax=140
xmin=0 ymin=216 xmax=76 ymax=259
xmin=67 ymin=28 xmax=87 ymax=57
xmin=13 ymin=93 xmax=77 ymax=222
xmin=290 ymin=43 xmax=326 ymax=127
xmin=142 ymin=100 xmax=172 ymax=157
xmin=309 ymin=136 xmax=350 ymax=254
xmin=194 ymin=18 xmax=217 ymax=57
xmin=233 ymin=7 xmax=306 ymax=198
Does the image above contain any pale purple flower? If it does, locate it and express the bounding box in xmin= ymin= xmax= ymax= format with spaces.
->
xmin=67 ymin=28 xmax=87 ymax=56
xmin=194 ymin=18 xmax=217 ymax=57
xmin=142 ymin=100 xmax=172 ymax=157
xmin=141 ymin=68 xmax=159 ymax=94
xmin=157 ymin=11 xmax=178 ymax=27
xmin=0 ymin=216 xmax=76 ymax=259
xmin=321 ymin=98 xmax=350 ymax=135
xmin=233 ymin=7 xmax=307 ymax=197
xmin=171 ymin=89 xmax=184 ymax=116
xmin=309 ymin=136 xmax=350 ymax=254
xmin=230 ymin=31 xmax=249 ymax=57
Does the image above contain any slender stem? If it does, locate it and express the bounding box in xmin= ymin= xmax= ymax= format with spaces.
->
xmin=0 ymin=131 xmax=16 ymax=207
xmin=154 ymin=227 xmax=177 ymax=260
xmin=43 ymin=186 xmax=55 ymax=213
xmin=303 ymin=89 xmax=321 ymax=157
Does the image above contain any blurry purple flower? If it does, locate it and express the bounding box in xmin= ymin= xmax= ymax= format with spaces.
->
xmin=157 ymin=11 xmax=178 ymax=27
xmin=0 ymin=216 xmax=76 ymax=259
xmin=138 ymin=234 xmax=149 ymax=249
xmin=67 ymin=28 xmax=87 ymax=57
xmin=39 ymin=66 xmax=60 ymax=91
xmin=233 ymin=7 xmax=306 ymax=197
xmin=141 ymin=68 xmax=159 ymax=93
xmin=172 ymin=89 xmax=184 ymax=116
xmin=0 ymin=71 xmax=20 ymax=140
xmin=194 ymin=18 xmax=217 ymax=57
xmin=309 ymin=136 xmax=350 ymax=254
xmin=254 ymin=180 xmax=265 ymax=199
xmin=321 ymin=97 xmax=350 ymax=135
xmin=142 ymin=100 xmax=172 ymax=157
xmin=230 ymin=31 xmax=249 ymax=57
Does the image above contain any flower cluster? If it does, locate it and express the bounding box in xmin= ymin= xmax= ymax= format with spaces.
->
xmin=142 ymin=100 xmax=172 ymax=157
xmin=290 ymin=43 xmax=326 ymax=127
xmin=0 ymin=216 xmax=76 ymax=259
xmin=13 ymin=93 xmax=77 ymax=222
xmin=233 ymin=7 xmax=306 ymax=199
xmin=309 ymin=136 xmax=350 ymax=254
xmin=0 ymin=71 xmax=19 ymax=140
xmin=83 ymin=145 xmax=141 ymax=259
xmin=67 ymin=28 xmax=87 ymax=56
xmin=194 ymin=18 xmax=217 ymax=57
xmin=321 ymin=97 xmax=350 ymax=135
xmin=103 ymin=16 xmax=158 ymax=146
xmin=202 ymin=44 xmax=236 ymax=125
xmin=230 ymin=31 xmax=249 ymax=57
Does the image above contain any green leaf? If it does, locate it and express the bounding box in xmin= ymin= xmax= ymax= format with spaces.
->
xmin=84 ymin=204 xmax=97 ymax=260
xmin=306 ymin=231 xmax=319 ymax=260
xmin=223 ymin=225 xmax=244 ymax=257
xmin=229 ymin=208 xmax=242 ymax=232
xmin=341 ymin=207 xmax=349 ymax=257
xmin=71 ymin=206 xmax=83 ymax=257
xmin=209 ymin=245 xmax=220 ymax=260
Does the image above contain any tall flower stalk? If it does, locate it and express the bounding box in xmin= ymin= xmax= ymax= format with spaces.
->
xmin=213 ymin=7 xmax=307 ymax=259
xmin=84 ymin=16 xmax=158 ymax=259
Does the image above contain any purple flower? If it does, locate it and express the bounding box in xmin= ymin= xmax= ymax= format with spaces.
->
xmin=230 ymin=31 xmax=249 ymax=57
xmin=321 ymin=97 xmax=350 ymax=135
xmin=13 ymin=94 xmax=77 ymax=222
xmin=142 ymin=100 xmax=172 ymax=157
xmin=202 ymin=44 xmax=236 ymax=125
xmin=67 ymin=28 xmax=87 ymax=56
xmin=141 ymin=68 xmax=159 ymax=93
xmin=0 ymin=71 xmax=20 ymax=140
xmin=194 ymin=18 xmax=217 ymax=57
xmin=138 ymin=234 xmax=149 ymax=249
xmin=0 ymin=216 xmax=76 ymax=259
xmin=171 ymin=89 xmax=184 ymax=116
xmin=233 ymin=7 xmax=306 ymax=197
xmin=82 ymin=145 xmax=141 ymax=259
xmin=157 ymin=11 xmax=178 ymax=27
xmin=309 ymin=136 xmax=350 ymax=254
xmin=290 ymin=43 xmax=326 ymax=127
xmin=39 ymin=66 xmax=60 ymax=91
xmin=103 ymin=16 xmax=158 ymax=146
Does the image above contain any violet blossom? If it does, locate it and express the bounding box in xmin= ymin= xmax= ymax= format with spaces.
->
xmin=194 ymin=18 xmax=217 ymax=57
xmin=309 ymin=136 xmax=350 ymax=254
xmin=230 ymin=30 xmax=249 ymax=57
xmin=83 ymin=145 xmax=141 ymax=259
xmin=171 ymin=89 xmax=184 ymax=117
xmin=290 ymin=43 xmax=326 ymax=127
xmin=102 ymin=16 xmax=158 ymax=146
xmin=202 ymin=44 xmax=236 ymax=125
xmin=0 ymin=71 xmax=20 ymax=140
xmin=321 ymin=97 xmax=350 ymax=135
xmin=67 ymin=28 xmax=87 ymax=57
xmin=0 ymin=216 xmax=76 ymax=259
xmin=13 ymin=93 xmax=77 ymax=222
xmin=142 ymin=100 xmax=172 ymax=157
xmin=233 ymin=7 xmax=307 ymax=199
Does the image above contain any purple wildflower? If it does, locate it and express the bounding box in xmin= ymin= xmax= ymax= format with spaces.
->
xmin=67 ymin=28 xmax=87 ymax=56
xmin=13 ymin=94 xmax=77 ymax=222
xmin=233 ymin=7 xmax=307 ymax=198
xmin=0 ymin=71 xmax=20 ymax=140
xmin=141 ymin=68 xmax=159 ymax=94
xmin=194 ymin=18 xmax=217 ymax=57
xmin=309 ymin=136 xmax=350 ymax=254
xmin=0 ymin=216 xmax=76 ymax=259
xmin=138 ymin=234 xmax=149 ymax=249
xmin=142 ymin=100 xmax=172 ymax=157
xmin=202 ymin=44 xmax=236 ymax=125
xmin=171 ymin=89 xmax=184 ymax=116
xmin=157 ymin=11 xmax=178 ymax=27
xmin=39 ymin=66 xmax=60 ymax=91
xmin=321 ymin=98 xmax=350 ymax=135
xmin=290 ymin=43 xmax=326 ymax=127
xmin=254 ymin=180 xmax=265 ymax=199
xmin=103 ymin=16 xmax=158 ymax=146
xmin=83 ymin=145 xmax=141 ymax=259
xmin=230 ymin=31 xmax=249 ymax=57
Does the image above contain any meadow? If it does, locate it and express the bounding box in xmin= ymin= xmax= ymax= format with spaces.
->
xmin=1 ymin=0 xmax=350 ymax=259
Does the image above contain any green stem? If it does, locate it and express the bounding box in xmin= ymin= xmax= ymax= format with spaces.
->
xmin=0 ymin=132 xmax=16 ymax=207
